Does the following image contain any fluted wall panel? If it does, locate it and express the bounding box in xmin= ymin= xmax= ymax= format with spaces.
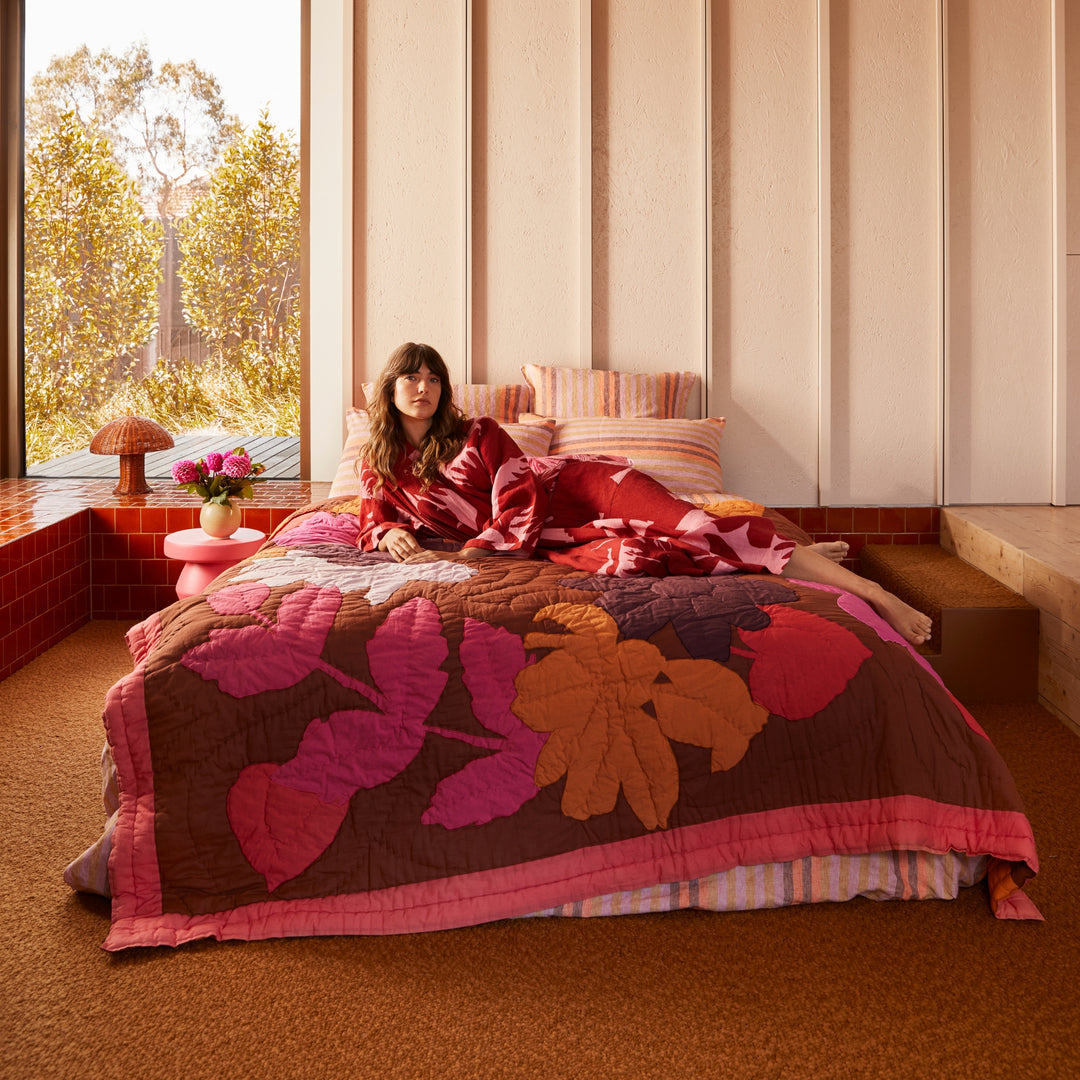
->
xmin=711 ymin=0 xmax=819 ymax=507
xmin=471 ymin=0 xmax=581 ymax=380
xmin=337 ymin=0 xmax=1073 ymax=506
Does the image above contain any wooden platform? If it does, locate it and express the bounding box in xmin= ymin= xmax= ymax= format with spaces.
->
xmin=941 ymin=506 xmax=1080 ymax=736
xmin=25 ymin=435 xmax=301 ymax=481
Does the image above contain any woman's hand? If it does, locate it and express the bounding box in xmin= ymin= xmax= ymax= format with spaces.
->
xmin=382 ymin=532 xmax=510 ymax=565
xmin=400 ymin=547 xmax=487 ymax=565
xmin=379 ymin=527 xmax=424 ymax=562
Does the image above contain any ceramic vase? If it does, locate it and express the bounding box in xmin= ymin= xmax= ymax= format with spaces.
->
xmin=200 ymin=500 xmax=243 ymax=539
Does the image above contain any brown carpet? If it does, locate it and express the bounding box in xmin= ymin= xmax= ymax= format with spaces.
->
xmin=2 ymin=622 xmax=1079 ymax=1080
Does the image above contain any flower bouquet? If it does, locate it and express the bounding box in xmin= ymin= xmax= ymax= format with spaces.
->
xmin=171 ymin=448 xmax=266 ymax=538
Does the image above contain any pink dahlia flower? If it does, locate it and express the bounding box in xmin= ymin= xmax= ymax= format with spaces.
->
xmin=205 ymin=451 xmax=224 ymax=472
xmin=171 ymin=460 xmax=200 ymax=484
xmin=222 ymin=452 xmax=251 ymax=479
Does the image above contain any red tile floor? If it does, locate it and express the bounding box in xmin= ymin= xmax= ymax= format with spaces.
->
xmin=0 ymin=479 xmax=939 ymax=683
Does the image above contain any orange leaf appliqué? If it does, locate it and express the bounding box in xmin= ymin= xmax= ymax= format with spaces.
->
xmin=513 ymin=603 xmax=769 ymax=829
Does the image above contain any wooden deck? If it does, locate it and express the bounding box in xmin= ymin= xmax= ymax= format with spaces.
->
xmin=25 ymin=434 xmax=301 ymax=481
xmin=942 ymin=505 xmax=1080 ymax=737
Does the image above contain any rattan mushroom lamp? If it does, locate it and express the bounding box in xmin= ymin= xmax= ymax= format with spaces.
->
xmin=89 ymin=416 xmax=175 ymax=495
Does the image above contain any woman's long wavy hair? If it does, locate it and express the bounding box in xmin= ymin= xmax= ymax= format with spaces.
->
xmin=361 ymin=342 xmax=467 ymax=489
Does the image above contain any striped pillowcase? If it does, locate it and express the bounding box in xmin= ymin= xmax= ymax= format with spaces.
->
xmin=361 ymin=382 xmax=532 ymax=423
xmin=456 ymin=383 xmax=533 ymax=421
xmin=521 ymin=414 xmax=726 ymax=496
xmin=329 ymin=407 xmax=372 ymax=497
xmin=521 ymin=364 xmax=698 ymax=418
xmin=328 ymin=409 xmax=556 ymax=498
xmin=501 ymin=419 xmax=557 ymax=458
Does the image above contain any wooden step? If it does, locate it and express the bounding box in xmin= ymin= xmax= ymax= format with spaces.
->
xmin=859 ymin=543 xmax=1039 ymax=702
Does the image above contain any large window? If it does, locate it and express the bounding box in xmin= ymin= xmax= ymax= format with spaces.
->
xmin=21 ymin=0 xmax=301 ymax=480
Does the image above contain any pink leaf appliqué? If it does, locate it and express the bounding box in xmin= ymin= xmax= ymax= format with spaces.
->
xmin=227 ymin=595 xmax=451 ymax=888
xmin=208 ymin=581 xmax=271 ymax=616
xmin=273 ymin=599 xmax=450 ymax=801
xmin=183 ymin=584 xmax=342 ymax=695
xmin=422 ymin=619 xmax=546 ymax=829
xmin=736 ymin=604 xmax=872 ymax=720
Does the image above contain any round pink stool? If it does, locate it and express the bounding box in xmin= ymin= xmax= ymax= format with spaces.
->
xmin=163 ymin=527 xmax=267 ymax=599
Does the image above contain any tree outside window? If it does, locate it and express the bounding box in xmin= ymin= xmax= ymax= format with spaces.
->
xmin=22 ymin=44 xmax=300 ymax=469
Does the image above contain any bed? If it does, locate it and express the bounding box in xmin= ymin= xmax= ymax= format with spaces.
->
xmin=65 ymin=366 xmax=1041 ymax=949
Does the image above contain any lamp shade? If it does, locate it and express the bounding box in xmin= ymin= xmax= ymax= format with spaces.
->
xmin=90 ymin=416 xmax=175 ymax=495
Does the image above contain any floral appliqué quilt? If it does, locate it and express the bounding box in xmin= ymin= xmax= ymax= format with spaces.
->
xmin=88 ymin=503 xmax=1040 ymax=949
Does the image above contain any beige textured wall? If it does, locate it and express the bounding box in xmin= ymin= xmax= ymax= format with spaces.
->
xmin=338 ymin=0 xmax=1074 ymax=506
xmin=945 ymin=0 xmax=1053 ymax=505
xmin=712 ymin=1 xmax=818 ymax=508
xmin=473 ymin=0 xmax=581 ymax=378
xmin=1067 ymin=0 xmax=1080 ymax=504
xmin=828 ymin=0 xmax=941 ymax=506
xmin=354 ymin=0 xmax=465 ymax=386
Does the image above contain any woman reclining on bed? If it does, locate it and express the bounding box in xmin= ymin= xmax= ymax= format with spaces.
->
xmin=353 ymin=342 xmax=932 ymax=647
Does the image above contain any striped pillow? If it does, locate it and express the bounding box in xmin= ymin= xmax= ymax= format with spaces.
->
xmin=456 ymin=383 xmax=533 ymax=422
xmin=361 ymin=382 xmax=532 ymax=423
xmin=522 ymin=414 xmax=726 ymax=496
xmin=329 ymin=407 xmax=373 ymax=497
xmin=501 ymin=419 xmax=557 ymax=458
xmin=328 ymin=409 xmax=556 ymax=498
xmin=521 ymin=364 xmax=698 ymax=418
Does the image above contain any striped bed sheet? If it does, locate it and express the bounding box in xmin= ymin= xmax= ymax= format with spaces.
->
xmin=528 ymin=851 xmax=989 ymax=919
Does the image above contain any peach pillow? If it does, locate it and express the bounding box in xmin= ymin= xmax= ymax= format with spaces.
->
xmin=361 ymin=381 xmax=531 ymax=423
xmin=521 ymin=414 xmax=726 ymax=497
xmin=521 ymin=364 xmax=698 ymax=419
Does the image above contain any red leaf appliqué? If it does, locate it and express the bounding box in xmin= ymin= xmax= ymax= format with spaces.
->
xmin=736 ymin=604 xmax=872 ymax=720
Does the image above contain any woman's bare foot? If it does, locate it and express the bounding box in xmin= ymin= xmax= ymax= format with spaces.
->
xmin=809 ymin=540 xmax=849 ymax=563
xmin=867 ymin=583 xmax=933 ymax=646
xmin=779 ymin=546 xmax=932 ymax=646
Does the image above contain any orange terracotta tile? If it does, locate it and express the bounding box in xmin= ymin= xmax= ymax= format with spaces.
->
xmin=128 ymin=533 xmax=157 ymax=561
xmin=101 ymin=533 xmax=129 ymax=560
xmin=905 ymin=507 xmax=935 ymax=533
xmin=825 ymin=507 xmax=853 ymax=533
xmin=114 ymin=507 xmax=142 ymax=533
xmin=141 ymin=507 xmax=168 ymax=533
xmin=879 ymin=508 xmax=906 ymax=533
xmin=131 ymin=585 xmax=159 ymax=614
xmin=150 ymin=560 xmax=175 ymax=586
xmin=852 ymin=508 xmax=880 ymax=532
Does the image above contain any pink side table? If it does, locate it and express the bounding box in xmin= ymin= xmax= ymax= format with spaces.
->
xmin=163 ymin=527 xmax=267 ymax=599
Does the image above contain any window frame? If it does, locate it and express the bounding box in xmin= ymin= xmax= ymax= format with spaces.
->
xmin=1 ymin=0 xmax=349 ymax=482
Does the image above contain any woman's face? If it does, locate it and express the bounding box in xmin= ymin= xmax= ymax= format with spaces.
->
xmin=392 ymin=362 xmax=442 ymax=426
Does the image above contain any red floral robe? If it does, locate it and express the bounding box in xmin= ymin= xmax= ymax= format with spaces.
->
xmin=354 ymin=417 xmax=795 ymax=577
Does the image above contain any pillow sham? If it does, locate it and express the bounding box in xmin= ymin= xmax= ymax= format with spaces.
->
xmin=360 ymin=381 xmax=532 ymax=423
xmin=521 ymin=413 xmax=726 ymax=497
xmin=521 ymin=363 xmax=698 ymax=419
xmin=501 ymin=419 xmax=557 ymax=458
xmin=328 ymin=409 xmax=556 ymax=498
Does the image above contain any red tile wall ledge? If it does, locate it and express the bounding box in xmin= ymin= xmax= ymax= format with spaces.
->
xmin=0 ymin=483 xmax=938 ymax=682
xmin=0 ymin=478 xmax=330 ymax=681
